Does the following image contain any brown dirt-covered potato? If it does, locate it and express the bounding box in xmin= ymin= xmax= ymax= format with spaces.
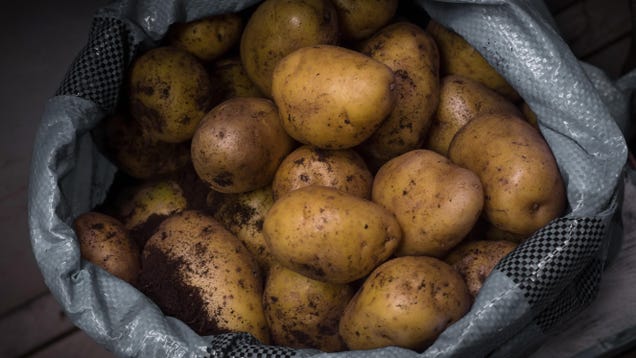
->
xmin=425 ymin=75 xmax=523 ymax=157
xmin=240 ymin=0 xmax=339 ymax=97
xmin=73 ymin=211 xmax=140 ymax=284
xmin=209 ymin=56 xmax=263 ymax=103
xmin=263 ymin=185 xmax=402 ymax=284
xmin=426 ymin=19 xmax=520 ymax=102
xmin=129 ymin=46 xmax=212 ymax=143
xmin=271 ymin=145 xmax=373 ymax=200
xmin=272 ymin=45 xmax=396 ymax=149
xmin=448 ymin=113 xmax=567 ymax=236
xmin=190 ymin=97 xmax=296 ymax=194
xmin=212 ymin=186 xmax=276 ymax=271
xmin=98 ymin=113 xmax=191 ymax=179
xmin=339 ymin=256 xmax=472 ymax=351
xmin=138 ymin=210 xmax=269 ymax=343
xmin=330 ymin=0 xmax=399 ymax=41
xmin=167 ymin=13 xmax=243 ymax=62
xmin=372 ymin=149 xmax=484 ymax=257
xmin=119 ymin=180 xmax=188 ymax=248
xmin=445 ymin=239 xmax=518 ymax=297
xmin=263 ymin=263 xmax=354 ymax=352
xmin=357 ymin=21 xmax=440 ymax=169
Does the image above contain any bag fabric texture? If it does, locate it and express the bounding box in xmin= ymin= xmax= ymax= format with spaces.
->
xmin=27 ymin=0 xmax=634 ymax=357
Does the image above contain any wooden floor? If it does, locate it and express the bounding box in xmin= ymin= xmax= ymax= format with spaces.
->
xmin=1 ymin=0 xmax=634 ymax=357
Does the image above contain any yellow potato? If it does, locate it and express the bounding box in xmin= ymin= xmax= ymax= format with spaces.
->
xmin=272 ymin=45 xmax=396 ymax=149
xmin=212 ymin=186 xmax=277 ymax=271
xmin=358 ymin=21 xmax=440 ymax=169
xmin=240 ymin=0 xmax=339 ymax=96
xmin=425 ymin=75 xmax=523 ymax=156
xmin=426 ymin=20 xmax=520 ymax=102
xmin=167 ymin=13 xmax=243 ymax=62
xmin=129 ymin=46 xmax=212 ymax=143
xmin=445 ymin=239 xmax=518 ymax=297
xmin=263 ymin=185 xmax=402 ymax=284
xmin=263 ymin=263 xmax=354 ymax=352
xmin=209 ymin=57 xmax=263 ymax=102
xmin=139 ymin=210 xmax=269 ymax=343
xmin=339 ymin=256 xmax=472 ymax=351
xmin=99 ymin=113 xmax=191 ymax=179
xmin=448 ymin=113 xmax=567 ymax=236
xmin=372 ymin=149 xmax=484 ymax=257
xmin=119 ymin=179 xmax=188 ymax=247
xmin=73 ymin=211 xmax=140 ymax=284
xmin=271 ymin=145 xmax=373 ymax=200
xmin=190 ymin=97 xmax=296 ymax=194
xmin=330 ymin=0 xmax=399 ymax=41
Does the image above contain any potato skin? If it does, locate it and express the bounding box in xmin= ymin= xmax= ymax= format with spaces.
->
xmin=358 ymin=21 xmax=440 ymax=168
xmin=190 ymin=97 xmax=295 ymax=194
xmin=339 ymin=256 xmax=472 ymax=351
xmin=263 ymin=263 xmax=354 ymax=352
xmin=138 ymin=210 xmax=269 ymax=343
xmin=272 ymin=145 xmax=373 ymax=200
xmin=330 ymin=0 xmax=399 ymax=41
xmin=272 ymin=45 xmax=396 ymax=149
xmin=425 ymin=75 xmax=523 ymax=156
xmin=426 ymin=20 xmax=520 ymax=102
xmin=372 ymin=149 xmax=484 ymax=257
xmin=212 ymin=186 xmax=277 ymax=271
xmin=73 ymin=212 xmax=140 ymax=284
xmin=448 ymin=113 xmax=567 ymax=236
xmin=240 ymin=0 xmax=339 ymax=96
xmin=129 ymin=46 xmax=212 ymax=143
xmin=263 ymin=185 xmax=402 ymax=284
xmin=209 ymin=57 xmax=263 ymax=102
xmin=445 ymin=239 xmax=518 ymax=297
xmin=167 ymin=14 xmax=243 ymax=62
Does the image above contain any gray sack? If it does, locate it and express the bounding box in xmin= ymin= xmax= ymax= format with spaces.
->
xmin=27 ymin=0 xmax=633 ymax=357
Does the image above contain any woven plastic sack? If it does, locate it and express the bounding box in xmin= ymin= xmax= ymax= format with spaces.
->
xmin=27 ymin=0 xmax=632 ymax=357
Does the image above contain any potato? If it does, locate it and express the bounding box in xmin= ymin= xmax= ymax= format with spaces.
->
xmin=426 ymin=20 xmax=520 ymax=102
xmin=272 ymin=45 xmax=396 ymax=149
xmin=445 ymin=239 xmax=518 ymax=297
xmin=330 ymin=0 xmax=399 ymax=41
xmin=263 ymin=185 xmax=402 ymax=284
xmin=448 ymin=113 xmax=567 ymax=236
xmin=339 ymin=256 xmax=472 ymax=351
xmin=357 ymin=21 xmax=440 ymax=169
xmin=212 ymin=186 xmax=276 ymax=271
xmin=129 ymin=46 xmax=212 ymax=143
xmin=240 ymin=0 xmax=339 ymax=96
xmin=138 ymin=210 xmax=269 ymax=343
xmin=209 ymin=57 xmax=263 ymax=102
xmin=167 ymin=13 xmax=243 ymax=62
xmin=119 ymin=180 xmax=188 ymax=247
xmin=271 ymin=145 xmax=373 ymax=200
xmin=372 ymin=149 xmax=483 ymax=257
xmin=73 ymin=211 xmax=140 ymax=284
xmin=520 ymin=101 xmax=540 ymax=130
xmin=263 ymin=263 xmax=354 ymax=352
xmin=98 ymin=113 xmax=191 ymax=179
xmin=425 ymin=75 xmax=523 ymax=156
xmin=191 ymin=97 xmax=295 ymax=194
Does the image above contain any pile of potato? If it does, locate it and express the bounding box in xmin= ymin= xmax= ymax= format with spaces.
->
xmin=73 ymin=0 xmax=567 ymax=353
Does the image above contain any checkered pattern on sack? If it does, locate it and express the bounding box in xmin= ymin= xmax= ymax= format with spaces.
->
xmin=205 ymin=333 xmax=299 ymax=358
xmin=55 ymin=16 xmax=137 ymax=112
xmin=496 ymin=217 xmax=605 ymax=307
xmin=533 ymin=258 xmax=603 ymax=331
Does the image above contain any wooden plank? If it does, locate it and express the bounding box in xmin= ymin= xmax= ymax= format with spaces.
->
xmin=29 ymin=330 xmax=115 ymax=358
xmin=582 ymin=35 xmax=632 ymax=79
xmin=531 ymin=178 xmax=636 ymax=357
xmin=0 ymin=0 xmax=110 ymax=315
xmin=553 ymin=0 xmax=632 ymax=58
xmin=0 ymin=293 xmax=75 ymax=357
